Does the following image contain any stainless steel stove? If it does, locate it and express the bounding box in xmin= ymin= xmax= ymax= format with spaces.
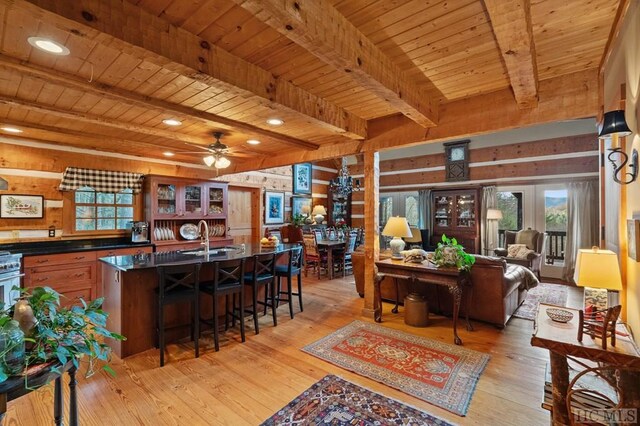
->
xmin=0 ymin=251 xmax=22 ymax=307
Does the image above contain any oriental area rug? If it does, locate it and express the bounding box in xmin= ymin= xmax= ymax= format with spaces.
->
xmin=302 ymin=321 xmax=490 ymax=416
xmin=513 ymin=283 xmax=569 ymax=321
xmin=261 ymin=375 xmax=454 ymax=426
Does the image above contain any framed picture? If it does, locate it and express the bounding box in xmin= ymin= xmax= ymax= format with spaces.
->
xmin=265 ymin=191 xmax=285 ymax=224
xmin=0 ymin=194 xmax=44 ymax=219
xmin=627 ymin=219 xmax=640 ymax=261
xmin=292 ymin=163 xmax=312 ymax=194
xmin=292 ymin=196 xmax=312 ymax=218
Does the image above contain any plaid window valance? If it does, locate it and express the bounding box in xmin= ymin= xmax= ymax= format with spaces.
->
xmin=59 ymin=167 xmax=144 ymax=194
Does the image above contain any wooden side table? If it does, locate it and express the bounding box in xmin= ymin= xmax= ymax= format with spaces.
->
xmin=531 ymin=303 xmax=640 ymax=425
xmin=0 ymin=361 xmax=77 ymax=426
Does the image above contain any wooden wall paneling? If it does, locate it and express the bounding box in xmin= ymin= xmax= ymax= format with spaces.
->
xmin=362 ymin=149 xmax=379 ymax=318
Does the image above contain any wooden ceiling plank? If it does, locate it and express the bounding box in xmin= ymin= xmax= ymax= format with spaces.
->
xmin=233 ymin=0 xmax=438 ymax=127
xmin=483 ymin=0 xmax=539 ymax=109
xmin=17 ymin=0 xmax=367 ymax=140
xmin=0 ymin=54 xmax=319 ymax=150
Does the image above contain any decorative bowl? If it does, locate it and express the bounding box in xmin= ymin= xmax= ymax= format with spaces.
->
xmin=546 ymin=307 xmax=574 ymax=323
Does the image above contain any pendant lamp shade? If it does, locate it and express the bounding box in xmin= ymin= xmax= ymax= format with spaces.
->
xmin=599 ymin=110 xmax=632 ymax=138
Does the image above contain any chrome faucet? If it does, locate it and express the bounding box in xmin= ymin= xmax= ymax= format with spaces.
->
xmin=198 ymin=220 xmax=210 ymax=254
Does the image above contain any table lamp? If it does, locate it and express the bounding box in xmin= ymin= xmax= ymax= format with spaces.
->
xmin=573 ymin=247 xmax=622 ymax=311
xmin=311 ymin=205 xmax=327 ymax=224
xmin=382 ymin=216 xmax=412 ymax=260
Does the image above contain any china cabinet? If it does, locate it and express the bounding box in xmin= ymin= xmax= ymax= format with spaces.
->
xmin=431 ymin=188 xmax=481 ymax=253
xmin=327 ymin=193 xmax=351 ymax=226
xmin=144 ymin=175 xmax=231 ymax=251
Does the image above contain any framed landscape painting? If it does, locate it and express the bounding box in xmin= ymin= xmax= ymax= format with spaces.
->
xmin=265 ymin=191 xmax=285 ymax=224
xmin=292 ymin=163 xmax=312 ymax=194
xmin=0 ymin=194 xmax=44 ymax=218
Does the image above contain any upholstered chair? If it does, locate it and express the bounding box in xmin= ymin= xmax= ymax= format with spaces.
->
xmin=494 ymin=228 xmax=547 ymax=279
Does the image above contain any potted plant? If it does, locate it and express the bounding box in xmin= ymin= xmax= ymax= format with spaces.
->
xmin=0 ymin=286 xmax=124 ymax=383
xmin=292 ymin=213 xmax=306 ymax=227
xmin=430 ymin=234 xmax=476 ymax=271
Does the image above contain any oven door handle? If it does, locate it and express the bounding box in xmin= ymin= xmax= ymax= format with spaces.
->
xmin=0 ymin=273 xmax=24 ymax=283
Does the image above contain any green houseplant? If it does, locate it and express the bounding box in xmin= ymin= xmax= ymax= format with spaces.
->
xmin=430 ymin=234 xmax=476 ymax=271
xmin=0 ymin=286 xmax=124 ymax=383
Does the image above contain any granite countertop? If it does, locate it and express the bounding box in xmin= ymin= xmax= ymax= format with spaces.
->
xmin=0 ymin=237 xmax=153 ymax=256
xmin=100 ymin=244 xmax=297 ymax=271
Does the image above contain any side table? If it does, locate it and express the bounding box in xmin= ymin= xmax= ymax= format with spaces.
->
xmin=531 ymin=303 xmax=640 ymax=425
xmin=0 ymin=361 xmax=77 ymax=425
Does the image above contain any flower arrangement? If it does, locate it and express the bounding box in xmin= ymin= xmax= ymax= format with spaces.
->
xmin=430 ymin=234 xmax=476 ymax=271
xmin=0 ymin=286 xmax=124 ymax=384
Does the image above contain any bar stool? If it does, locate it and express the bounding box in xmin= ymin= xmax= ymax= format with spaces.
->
xmin=156 ymin=263 xmax=201 ymax=367
xmin=275 ymin=245 xmax=304 ymax=319
xmin=244 ymin=252 xmax=277 ymax=334
xmin=199 ymin=258 xmax=245 ymax=352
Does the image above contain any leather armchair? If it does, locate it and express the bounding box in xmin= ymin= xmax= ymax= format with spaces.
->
xmin=494 ymin=229 xmax=547 ymax=279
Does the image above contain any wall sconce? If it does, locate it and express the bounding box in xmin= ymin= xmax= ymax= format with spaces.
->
xmin=599 ymin=110 xmax=637 ymax=185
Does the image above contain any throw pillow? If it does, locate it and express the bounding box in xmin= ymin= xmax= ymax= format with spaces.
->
xmin=514 ymin=247 xmax=534 ymax=259
xmin=507 ymin=244 xmax=527 ymax=257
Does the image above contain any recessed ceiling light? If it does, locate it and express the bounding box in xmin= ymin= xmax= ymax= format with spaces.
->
xmin=162 ymin=119 xmax=182 ymax=126
xmin=247 ymin=139 xmax=261 ymax=145
xmin=163 ymin=151 xmax=175 ymax=157
xmin=266 ymin=118 xmax=284 ymax=126
xmin=1 ymin=127 xmax=23 ymax=133
xmin=27 ymin=37 xmax=70 ymax=56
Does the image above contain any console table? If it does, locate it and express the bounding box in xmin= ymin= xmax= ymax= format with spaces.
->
xmin=374 ymin=258 xmax=473 ymax=345
xmin=531 ymin=303 xmax=640 ymax=425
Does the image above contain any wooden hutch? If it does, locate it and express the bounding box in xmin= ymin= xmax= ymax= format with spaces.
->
xmin=144 ymin=175 xmax=233 ymax=251
xmin=431 ymin=187 xmax=481 ymax=254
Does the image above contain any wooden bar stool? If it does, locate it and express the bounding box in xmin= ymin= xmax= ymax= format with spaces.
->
xmin=156 ymin=263 xmax=201 ymax=367
xmin=199 ymin=258 xmax=246 ymax=352
xmin=275 ymin=245 xmax=304 ymax=319
xmin=244 ymin=252 xmax=277 ymax=334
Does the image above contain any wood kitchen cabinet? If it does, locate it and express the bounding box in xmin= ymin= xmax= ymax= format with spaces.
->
xmin=431 ymin=188 xmax=481 ymax=254
xmin=144 ymin=175 xmax=232 ymax=252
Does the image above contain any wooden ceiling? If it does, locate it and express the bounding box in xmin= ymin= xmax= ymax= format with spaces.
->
xmin=0 ymin=0 xmax=620 ymax=172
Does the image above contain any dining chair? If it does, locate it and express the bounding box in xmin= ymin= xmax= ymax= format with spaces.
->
xmin=243 ymin=252 xmax=277 ymax=334
xmin=303 ymin=234 xmax=326 ymax=279
xmin=199 ymin=258 xmax=245 ymax=352
xmin=274 ymin=245 xmax=304 ymax=318
xmin=332 ymin=231 xmax=358 ymax=277
xmin=156 ymin=263 xmax=201 ymax=367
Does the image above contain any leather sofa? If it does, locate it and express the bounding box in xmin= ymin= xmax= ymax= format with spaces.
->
xmin=352 ymin=248 xmax=539 ymax=328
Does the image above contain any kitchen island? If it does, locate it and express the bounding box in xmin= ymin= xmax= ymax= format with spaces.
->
xmin=100 ymin=244 xmax=296 ymax=358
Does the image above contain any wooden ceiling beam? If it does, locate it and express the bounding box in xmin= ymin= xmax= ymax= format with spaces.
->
xmin=231 ymin=0 xmax=438 ymax=128
xmin=17 ymin=0 xmax=367 ymax=140
xmin=483 ymin=0 xmax=539 ymax=108
xmin=0 ymin=54 xmax=319 ymax=151
xmin=227 ymin=68 xmax=599 ymax=173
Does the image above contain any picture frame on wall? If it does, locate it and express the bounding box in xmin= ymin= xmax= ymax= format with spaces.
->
xmin=627 ymin=219 xmax=640 ymax=261
xmin=292 ymin=196 xmax=312 ymax=218
xmin=0 ymin=194 xmax=44 ymax=219
xmin=292 ymin=163 xmax=312 ymax=194
xmin=265 ymin=191 xmax=285 ymax=224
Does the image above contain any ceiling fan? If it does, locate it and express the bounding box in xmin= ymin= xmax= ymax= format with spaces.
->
xmin=180 ymin=132 xmax=235 ymax=169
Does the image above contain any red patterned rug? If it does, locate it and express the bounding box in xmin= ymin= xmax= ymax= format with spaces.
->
xmin=302 ymin=321 xmax=489 ymax=416
xmin=261 ymin=375 xmax=454 ymax=426
xmin=513 ymin=282 xmax=569 ymax=321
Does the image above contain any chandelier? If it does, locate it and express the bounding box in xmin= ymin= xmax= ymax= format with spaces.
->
xmin=329 ymin=157 xmax=361 ymax=197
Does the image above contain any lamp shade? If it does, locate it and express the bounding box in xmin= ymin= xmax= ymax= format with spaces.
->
xmin=311 ymin=205 xmax=327 ymax=216
xmin=382 ymin=216 xmax=412 ymax=238
xmin=599 ymin=110 xmax=632 ymax=138
xmin=214 ymin=156 xmax=231 ymax=169
xmin=573 ymin=248 xmax=622 ymax=290
xmin=301 ymin=205 xmax=311 ymax=215
xmin=203 ymin=155 xmax=215 ymax=167
xmin=486 ymin=208 xmax=503 ymax=220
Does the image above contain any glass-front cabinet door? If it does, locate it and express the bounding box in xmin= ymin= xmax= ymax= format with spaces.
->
xmin=154 ymin=182 xmax=177 ymax=218
xmin=206 ymin=185 xmax=226 ymax=217
xmin=183 ymin=184 xmax=204 ymax=216
xmin=455 ymin=194 xmax=476 ymax=228
xmin=434 ymin=195 xmax=453 ymax=229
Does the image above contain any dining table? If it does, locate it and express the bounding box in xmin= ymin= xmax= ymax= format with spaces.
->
xmin=316 ymin=239 xmax=346 ymax=279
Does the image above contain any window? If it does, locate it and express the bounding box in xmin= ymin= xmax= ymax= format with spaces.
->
xmin=73 ymin=187 xmax=134 ymax=232
xmin=544 ymin=189 xmax=568 ymax=232
xmin=380 ymin=196 xmax=393 ymax=227
xmin=497 ymin=191 xmax=523 ymax=231
xmin=405 ymin=195 xmax=419 ymax=226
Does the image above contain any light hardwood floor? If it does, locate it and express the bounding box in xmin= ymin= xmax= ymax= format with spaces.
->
xmin=7 ymin=276 xmax=581 ymax=425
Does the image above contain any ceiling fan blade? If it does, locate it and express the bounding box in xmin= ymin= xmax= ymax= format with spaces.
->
xmin=183 ymin=142 xmax=214 ymax=152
